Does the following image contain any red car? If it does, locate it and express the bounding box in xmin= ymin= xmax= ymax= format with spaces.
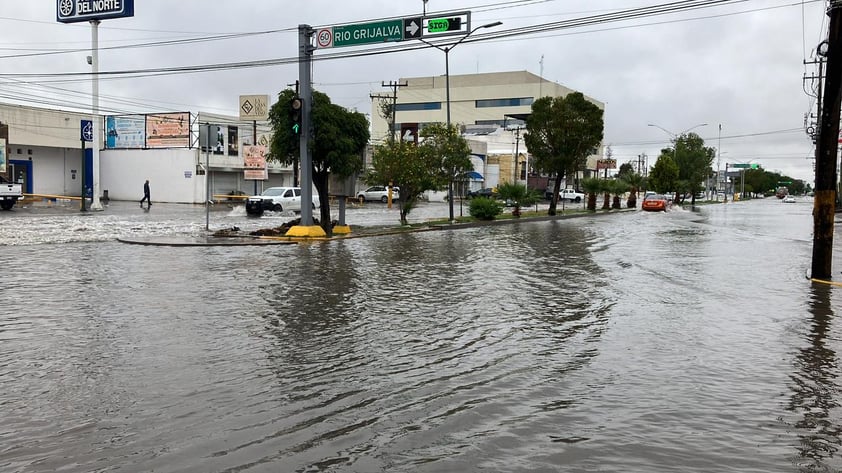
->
xmin=642 ymin=193 xmax=669 ymax=212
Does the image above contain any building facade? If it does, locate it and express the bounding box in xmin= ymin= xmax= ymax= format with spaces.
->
xmin=369 ymin=70 xmax=606 ymax=192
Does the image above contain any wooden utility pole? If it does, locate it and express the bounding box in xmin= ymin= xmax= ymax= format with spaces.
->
xmin=811 ymin=0 xmax=842 ymax=279
xmin=381 ymin=80 xmax=407 ymax=142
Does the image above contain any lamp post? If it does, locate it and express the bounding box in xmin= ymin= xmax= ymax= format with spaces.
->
xmin=647 ymin=122 xmax=707 ymax=197
xmin=420 ymin=21 xmax=502 ymax=223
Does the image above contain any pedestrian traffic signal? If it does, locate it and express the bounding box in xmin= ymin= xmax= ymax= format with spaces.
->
xmin=289 ymin=97 xmax=303 ymax=135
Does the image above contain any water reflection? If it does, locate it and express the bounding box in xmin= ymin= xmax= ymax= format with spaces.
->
xmin=789 ymin=283 xmax=842 ymax=471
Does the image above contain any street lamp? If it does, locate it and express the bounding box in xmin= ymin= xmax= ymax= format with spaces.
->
xmin=420 ymin=20 xmax=502 ymax=222
xmin=647 ymin=122 xmax=707 ymax=198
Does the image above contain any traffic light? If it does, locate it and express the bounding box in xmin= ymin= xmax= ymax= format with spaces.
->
xmin=289 ymin=97 xmax=303 ymax=135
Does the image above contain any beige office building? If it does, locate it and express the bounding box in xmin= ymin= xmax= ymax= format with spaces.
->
xmin=369 ymin=70 xmax=605 ymax=191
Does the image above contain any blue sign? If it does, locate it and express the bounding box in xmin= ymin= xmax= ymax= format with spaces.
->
xmin=57 ymin=0 xmax=135 ymax=24
xmin=81 ymin=120 xmax=93 ymax=142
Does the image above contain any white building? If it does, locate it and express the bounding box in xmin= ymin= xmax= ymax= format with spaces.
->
xmin=0 ymin=103 xmax=291 ymax=204
xmin=369 ymin=70 xmax=606 ymax=192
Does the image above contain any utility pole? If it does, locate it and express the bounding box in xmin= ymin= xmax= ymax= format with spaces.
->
xmin=811 ymin=0 xmax=842 ymax=280
xmin=381 ymin=80 xmax=407 ymax=142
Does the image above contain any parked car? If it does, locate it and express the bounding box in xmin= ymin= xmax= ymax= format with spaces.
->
xmin=467 ymin=187 xmax=498 ymax=199
xmin=357 ymin=186 xmax=400 ymax=203
xmin=642 ymin=193 xmax=669 ymax=212
xmin=245 ymin=187 xmax=319 ymax=216
xmin=782 ymin=195 xmax=797 ymax=203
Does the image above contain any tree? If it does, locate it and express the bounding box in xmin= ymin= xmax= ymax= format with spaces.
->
xmin=581 ymin=177 xmax=603 ymax=212
xmin=524 ymin=92 xmax=604 ymax=216
xmin=366 ymin=123 xmax=471 ymax=226
xmin=617 ymin=162 xmax=635 ymax=180
xmin=496 ymin=182 xmax=540 ymax=217
xmin=268 ymin=89 xmax=369 ymax=235
xmin=624 ymin=172 xmax=645 ymax=208
xmin=671 ymin=132 xmax=714 ymax=205
xmin=648 ymin=154 xmax=679 ymax=194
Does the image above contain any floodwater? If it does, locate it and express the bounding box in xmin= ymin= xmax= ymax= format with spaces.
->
xmin=2 ymin=197 xmax=842 ymax=472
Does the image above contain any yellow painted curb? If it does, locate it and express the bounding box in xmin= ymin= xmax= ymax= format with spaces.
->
xmin=332 ymin=225 xmax=352 ymax=235
xmin=285 ymin=225 xmax=327 ymax=238
xmin=811 ymin=278 xmax=842 ymax=287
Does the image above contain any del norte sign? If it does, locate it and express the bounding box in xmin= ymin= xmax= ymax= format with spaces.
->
xmin=57 ymin=0 xmax=134 ymax=23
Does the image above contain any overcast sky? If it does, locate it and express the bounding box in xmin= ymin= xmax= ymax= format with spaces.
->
xmin=0 ymin=0 xmax=829 ymax=184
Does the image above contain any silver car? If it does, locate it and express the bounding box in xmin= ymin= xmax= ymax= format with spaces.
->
xmin=357 ymin=186 xmax=400 ymax=203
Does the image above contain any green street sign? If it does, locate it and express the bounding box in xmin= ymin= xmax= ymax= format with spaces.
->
xmin=332 ymin=20 xmax=404 ymax=47
xmin=730 ymin=163 xmax=750 ymax=169
xmin=427 ymin=17 xmax=462 ymax=33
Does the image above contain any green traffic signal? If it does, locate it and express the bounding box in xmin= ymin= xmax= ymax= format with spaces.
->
xmin=289 ymin=97 xmax=303 ymax=135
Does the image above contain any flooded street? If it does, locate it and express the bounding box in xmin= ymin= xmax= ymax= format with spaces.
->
xmin=2 ymin=198 xmax=842 ymax=472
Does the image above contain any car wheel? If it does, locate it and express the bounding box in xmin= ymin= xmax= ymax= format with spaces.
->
xmin=0 ymin=201 xmax=13 ymax=210
xmin=574 ymin=197 xmax=582 ymax=203
xmin=381 ymin=195 xmax=388 ymax=203
xmin=357 ymin=195 xmax=365 ymax=202
xmin=273 ymin=203 xmax=283 ymax=212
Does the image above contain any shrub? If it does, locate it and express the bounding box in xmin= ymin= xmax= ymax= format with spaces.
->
xmin=469 ymin=197 xmax=504 ymax=220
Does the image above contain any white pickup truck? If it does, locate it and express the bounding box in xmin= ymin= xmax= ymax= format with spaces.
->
xmin=557 ymin=188 xmax=585 ymax=203
xmin=1 ymin=175 xmax=22 ymax=210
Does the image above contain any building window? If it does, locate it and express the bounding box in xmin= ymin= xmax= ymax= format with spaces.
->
xmin=475 ymin=97 xmax=534 ymax=108
xmin=394 ymin=102 xmax=442 ymax=112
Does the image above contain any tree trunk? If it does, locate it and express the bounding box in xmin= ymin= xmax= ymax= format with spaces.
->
xmin=602 ymin=192 xmax=610 ymax=210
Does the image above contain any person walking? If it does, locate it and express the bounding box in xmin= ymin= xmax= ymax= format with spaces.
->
xmin=140 ymin=179 xmax=151 ymax=207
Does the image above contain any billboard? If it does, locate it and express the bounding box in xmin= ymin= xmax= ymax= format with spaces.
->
xmin=0 ymin=138 xmax=6 ymax=174
xmin=106 ymin=115 xmax=145 ymax=149
xmin=596 ymin=159 xmax=617 ymax=170
xmin=57 ymin=0 xmax=135 ymax=23
xmin=243 ymin=145 xmax=267 ymax=180
xmin=146 ymin=113 xmax=190 ymax=148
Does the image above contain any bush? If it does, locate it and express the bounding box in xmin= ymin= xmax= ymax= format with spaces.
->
xmin=468 ymin=197 xmax=504 ymax=220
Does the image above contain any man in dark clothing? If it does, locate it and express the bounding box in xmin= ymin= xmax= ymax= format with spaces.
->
xmin=140 ymin=179 xmax=151 ymax=207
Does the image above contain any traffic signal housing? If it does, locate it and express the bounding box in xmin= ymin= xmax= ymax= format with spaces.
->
xmin=289 ymin=97 xmax=303 ymax=135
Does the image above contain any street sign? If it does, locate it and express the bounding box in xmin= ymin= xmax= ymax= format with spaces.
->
xmin=730 ymin=163 xmax=759 ymax=169
xmin=427 ymin=17 xmax=462 ymax=33
xmin=57 ymin=0 xmax=135 ymax=23
xmin=332 ymin=20 xmax=404 ymax=48
xmin=81 ymin=120 xmax=93 ymax=142
xmin=316 ymin=12 xmax=469 ymax=49
xmin=423 ymin=12 xmax=471 ymax=38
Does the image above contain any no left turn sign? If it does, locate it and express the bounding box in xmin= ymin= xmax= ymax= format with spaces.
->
xmin=316 ymin=28 xmax=333 ymax=49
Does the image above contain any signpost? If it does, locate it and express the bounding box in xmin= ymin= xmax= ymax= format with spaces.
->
xmin=315 ymin=12 xmax=470 ymax=49
xmin=80 ymin=120 xmax=93 ymax=211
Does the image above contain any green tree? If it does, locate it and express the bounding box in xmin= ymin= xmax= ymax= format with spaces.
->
xmin=268 ymin=89 xmax=369 ymax=235
xmin=366 ymin=123 xmax=471 ymax=226
xmin=581 ymin=177 xmax=603 ymax=212
xmin=649 ymin=154 xmax=679 ymax=194
xmin=617 ymin=162 xmax=635 ymax=180
xmin=496 ymin=182 xmax=540 ymax=217
xmin=671 ymin=132 xmax=714 ymax=204
xmin=524 ymin=92 xmax=604 ymax=216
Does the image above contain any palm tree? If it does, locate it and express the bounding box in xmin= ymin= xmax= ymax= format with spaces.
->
xmin=496 ymin=182 xmax=539 ymax=217
xmin=624 ymin=173 xmax=645 ymax=208
xmin=612 ymin=180 xmax=630 ymax=209
xmin=580 ymin=177 xmax=602 ymax=212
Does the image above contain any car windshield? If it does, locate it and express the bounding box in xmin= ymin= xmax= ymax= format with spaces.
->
xmin=262 ymin=188 xmax=286 ymax=196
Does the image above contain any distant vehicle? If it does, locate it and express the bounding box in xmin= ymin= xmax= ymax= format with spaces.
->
xmin=782 ymin=195 xmax=797 ymax=203
xmin=357 ymin=186 xmax=399 ymax=203
xmin=467 ymin=187 xmax=497 ymax=199
xmin=557 ymin=188 xmax=585 ymax=203
xmin=775 ymin=186 xmax=788 ymax=199
xmin=642 ymin=193 xmax=669 ymax=212
xmin=245 ymin=186 xmax=319 ymax=216
xmin=0 ymin=175 xmax=22 ymax=210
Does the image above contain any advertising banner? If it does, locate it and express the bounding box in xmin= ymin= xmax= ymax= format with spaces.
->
xmin=146 ymin=113 xmax=190 ymax=148
xmin=0 ymin=138 xmax=6 ymax=174
xmin=243 ymin=145 xmax=267 ymax=181
xmin=596 ymin=159 xmax=617 ymax=170
xmin=106 ymin=115 xmax=146 ymax=149
xmin=228 ymin=126 xmax=239 ymax=156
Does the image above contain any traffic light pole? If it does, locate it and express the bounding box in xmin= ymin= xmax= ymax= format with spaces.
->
xmin=285 ymin=25 xmax=326 ymax=238
xmin=812 ymin=1 xmax=842 ymax=279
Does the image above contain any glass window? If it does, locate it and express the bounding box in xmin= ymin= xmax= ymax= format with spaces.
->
xmin=475 ymin=98 xmax=534 ymax=108
xmin=394 ymin=102 xmax=442 ymax=111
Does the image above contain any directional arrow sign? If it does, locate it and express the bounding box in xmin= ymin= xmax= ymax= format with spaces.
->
xmin=404 ymin=17 xmax=422 ymax=39
xmin=292 ymin=123 xmax=300 ymax=134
